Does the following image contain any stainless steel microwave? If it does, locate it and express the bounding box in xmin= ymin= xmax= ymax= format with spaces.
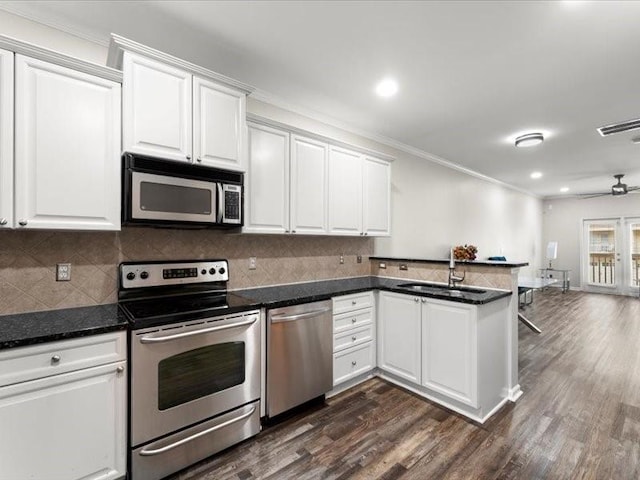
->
xmin=122 ymin=153 xmax=243 ymax=228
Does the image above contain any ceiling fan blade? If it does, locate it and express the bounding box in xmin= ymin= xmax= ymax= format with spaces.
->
xmin=577 ymin=192 xmax=612 ymax=199
xmin=627 ymin=186 xmax=640 ymax=192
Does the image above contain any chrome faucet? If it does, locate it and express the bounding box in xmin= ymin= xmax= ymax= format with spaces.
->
xmin=448 ymin=254 xmax=465 ymax=288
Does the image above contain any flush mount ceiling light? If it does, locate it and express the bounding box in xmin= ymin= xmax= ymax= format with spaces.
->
xmin=375 ymin=78 xmax=398 ymax=98
xmin=560 ymin=187 xmax=570 ymax=193
xmin=515 ymin=132 xmax=544 ymax=147
xmin=530 ymin=171 xmax=543 ymax=179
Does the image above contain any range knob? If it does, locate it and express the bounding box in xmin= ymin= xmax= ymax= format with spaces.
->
xmin=140 ymin=271 xmax=149 ymax=280
xmin=201 ymin=269 xmax=207 ymax=275
xmin=126 ymin=272 xmax=136 ymax=281
xmin=218 ymin=267 xmax=226 ymax=275
xmin=209 ymin=267 xmax=216 ymax=275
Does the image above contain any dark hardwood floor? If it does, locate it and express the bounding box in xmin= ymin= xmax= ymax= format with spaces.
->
xmin=170 ymin=289 xmax=640 ymax=479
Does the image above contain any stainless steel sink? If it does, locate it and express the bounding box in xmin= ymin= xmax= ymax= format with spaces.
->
xmin=397 ymin=282 xmax=487 ymax=295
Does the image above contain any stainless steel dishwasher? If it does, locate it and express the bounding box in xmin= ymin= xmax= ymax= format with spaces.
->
xmin=267 ymin=300 xmax=333 ymax=417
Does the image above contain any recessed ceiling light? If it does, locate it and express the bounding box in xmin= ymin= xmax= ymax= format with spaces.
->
xmin=515 ymin=132 xmax=544 ymax=147
xmin=530 ymin=171 xmax=543 ymax=179
xmin=560 ymin=187 xmax=569 ymax=193
xmin=375 ymin=78 xmax=398 ymax=98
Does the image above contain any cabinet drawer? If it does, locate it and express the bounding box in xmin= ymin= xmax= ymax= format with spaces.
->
xmin=333 ymin=291 xmax=373 ymax=315
xmin=0 ymin=331 xmax=126 ymax=387
xmin=333 ymin=342 xmax=374 ymax=386
xmin=334 ymin=307 xmax=372 ymax=333
xmin=334 ymin=324 xmax=373 ymax=353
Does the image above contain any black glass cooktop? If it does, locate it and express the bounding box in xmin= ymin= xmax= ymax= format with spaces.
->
xmin=120 ymin=292 xmax=260 ymax=329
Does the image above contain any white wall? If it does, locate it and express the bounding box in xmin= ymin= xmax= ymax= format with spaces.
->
xmin=543 ymin=194 xmax=640 ymax=288
xmin=1 ymin=9 xmax=544 ymax=276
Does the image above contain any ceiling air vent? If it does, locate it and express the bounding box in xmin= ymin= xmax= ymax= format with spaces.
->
xmin=597 ymin=117 xmax=640 ymax=136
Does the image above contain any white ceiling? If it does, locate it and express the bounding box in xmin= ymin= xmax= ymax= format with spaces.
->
xmin=3 ymin=0 xmax=640 ymax=198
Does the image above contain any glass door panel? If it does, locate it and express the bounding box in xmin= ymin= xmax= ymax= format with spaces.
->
xmin=586 ymin=221 xmax=618 ymax=287
xmin=626 ymin=219 xmax=640 ymax=293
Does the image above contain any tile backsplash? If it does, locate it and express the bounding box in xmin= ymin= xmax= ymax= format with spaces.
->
xmin=0 ymin=229 xmax=373 ymax=315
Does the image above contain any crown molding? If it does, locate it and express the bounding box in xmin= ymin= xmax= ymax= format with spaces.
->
xmin=0 ymin=34 xmax=121 ymax=82
xmin=0 ymin=4 xmax=109 ymax=47
xmin=250 ymin=89 xmax=539 ymax=199
xmin=107 ymin=34 xmax=254 ymax=95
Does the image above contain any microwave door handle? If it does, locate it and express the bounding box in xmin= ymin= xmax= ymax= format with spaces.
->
xmin=217 ymin=183 xmax=224 ymax=223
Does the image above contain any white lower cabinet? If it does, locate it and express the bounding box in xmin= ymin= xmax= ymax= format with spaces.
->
xmin=377 ymin=291 xmax=421 ymax=384
xmin=377 ymin=291 xmax=509 ymax=422
xmin=0 ymin=332 xmax=127 ymax=480
xmin=332 ymin=291 xmax=375 ymax=387
xmin=421 ymin=300 xmax=477 ymax=407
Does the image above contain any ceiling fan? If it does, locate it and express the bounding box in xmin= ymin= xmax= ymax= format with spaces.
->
xmin=579 ymin=174 xmax=640 ymax=198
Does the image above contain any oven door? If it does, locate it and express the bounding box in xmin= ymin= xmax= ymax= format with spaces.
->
xmin=130 ymin=311 xmax=260 ymax=447
xmin=131 ymin=171 xmax=217 ymax=223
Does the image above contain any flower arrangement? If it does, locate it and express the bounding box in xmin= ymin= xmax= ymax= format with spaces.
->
xmin=453 ymin=244 xmax=478 ymax=261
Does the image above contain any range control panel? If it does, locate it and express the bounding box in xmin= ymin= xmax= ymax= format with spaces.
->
xmin=120 ymin=260 xmax=229 ymax=289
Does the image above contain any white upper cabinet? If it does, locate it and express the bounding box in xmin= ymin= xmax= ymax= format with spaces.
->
xmin=290 ymin=134 xmax=328 ymax=234
xmin=120 ymin=47 xmax=248 ymax=171
xmin=194 ymin=76 xmax=246 ymax=170
xmin=328 ymin=146 xmax=362 ymax=235
xmin=363 ymin=155 xmax=391 ymax=236
xmin=123 ymin=52 xmax=192 ymax=163
xmin=244 ymin=121 xmax=392 ymax=237
xmin=14 ymin=55 xmax=121 ymax=230
xmin=0 ymin=48 xmax=13 ymax=229
xmin=245 ymin=123 xmax=290 ymax=233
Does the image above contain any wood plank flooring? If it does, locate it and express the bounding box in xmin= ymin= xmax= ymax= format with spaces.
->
xmin=169 ymin=290 xmax=640 ymax=479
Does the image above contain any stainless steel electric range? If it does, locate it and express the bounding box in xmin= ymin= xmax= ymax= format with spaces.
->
xmin=118 ymin=259 xmax=261 ymax=480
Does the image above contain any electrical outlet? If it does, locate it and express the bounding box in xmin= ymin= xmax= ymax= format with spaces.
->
xmin=379 ymin=262 xmax=387 ymax=269
xmin=357 ymin=255 xmax=362 ymax=264
xmin=340 ymin=254 xmax=344 ymax=265
xmin=249 ymin=257 xmax=257 ymax=270
xmin=56 ymin=263 xmax=71 ymax=281
xmin=399 ymin=264 xmax=408 ymax=271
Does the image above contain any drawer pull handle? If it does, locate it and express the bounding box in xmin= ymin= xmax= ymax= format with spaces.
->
xmin=352 ymin=336 xmax=357 ymax=341
xmin=351 ymin=361 xmax=357 ymax=366
xmin=351 ymin=318 xmax=357 ymax=323
xmin=351 ymin=300 xmax=357 ymax=305
xmin=51 ymin=355 xmax=61 ymax=364
xmin=116 ymin=366 xmax=125 ymax=374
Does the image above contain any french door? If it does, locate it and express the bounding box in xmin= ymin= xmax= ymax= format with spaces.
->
xmin=582 ymin=217 xmax=640 ymax=296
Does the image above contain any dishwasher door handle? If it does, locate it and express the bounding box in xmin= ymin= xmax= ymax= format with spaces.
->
xmin=270 ymin=307 xmax=331 ymax=323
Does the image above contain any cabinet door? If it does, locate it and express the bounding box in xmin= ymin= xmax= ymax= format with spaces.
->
xmin=193 ymin=76 xmax=246 ymax=171
xmin=14 ymin=55 xmax=121 ymax=230
xmin=290 ymin=134 xmax=328 ymax=234
xmin=245 ymin=123 xmax=290 ymax=233
xmin=0 ymin=48 xmax=12 ymax=229
xmin=328 ymin=146 xmax=362 ymax=235
xmin=123 ymin=52 xmax=192 ymax=162
xmin=0 ymin=362 xmax=127 ymax=480
xmin=422 ymin=300 xmax=478 ymax=407
xmin=378 ymin=291 xmax=421 ymax=383
xmin=363 ymin=156 xmax=391 ymax=236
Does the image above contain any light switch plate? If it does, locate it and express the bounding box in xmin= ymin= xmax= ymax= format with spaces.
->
xmin=249 ymin=257 xmax=257 ymax=270
xmin=56 ymin=263 xmax=71 ymax=281
xmin=357 ymin=255 xmax=362 ymax=264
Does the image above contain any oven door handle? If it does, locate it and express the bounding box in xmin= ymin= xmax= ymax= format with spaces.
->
xmin=139 ymin=317 xmax=257 ymax=344
xmin=270 ymin=307 xmax=331 ymax=323
xmin=138 ymin=405 xmax=257 ymax=456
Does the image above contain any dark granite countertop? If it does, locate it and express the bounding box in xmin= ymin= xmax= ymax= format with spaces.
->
xmin=0 ymin=304 xmax=128 ymax=350
xmin=233 ymin=276 xmax=511 ymax=310
xmin=0 ymin=276 xmax=511 ymax=351
xmin=370 ymin=256 xmax=529 ymax=268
